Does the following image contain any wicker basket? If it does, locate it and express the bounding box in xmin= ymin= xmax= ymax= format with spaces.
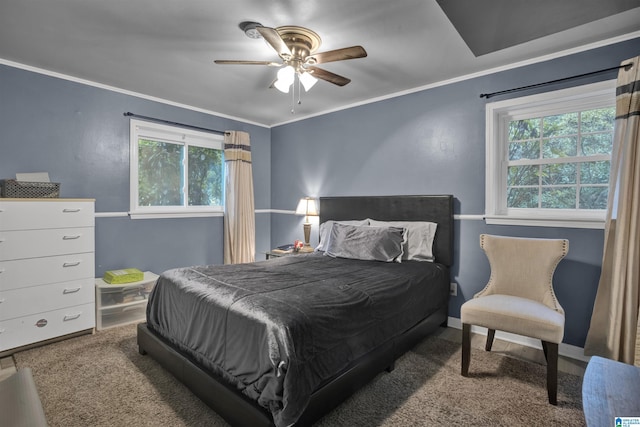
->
xmin=1 ymin=179 xmax=60 ymax=198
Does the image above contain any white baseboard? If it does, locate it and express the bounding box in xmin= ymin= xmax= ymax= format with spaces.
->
xmin=447 ymin=316 xmax=590 ymax=363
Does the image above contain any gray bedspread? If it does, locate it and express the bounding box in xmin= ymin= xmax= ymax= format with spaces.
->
xmin=146 ymin=253 xmax=448 ymax=427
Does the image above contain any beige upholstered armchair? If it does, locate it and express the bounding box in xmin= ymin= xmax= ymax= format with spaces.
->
xmin=460 ymin=234 xmax=569 ymax=405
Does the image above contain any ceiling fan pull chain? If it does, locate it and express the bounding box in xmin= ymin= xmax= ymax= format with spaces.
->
xmin=297 ymin=76 xmax=302 ymax=106
xmin=290 ymin=80 xmax=295 ymax=114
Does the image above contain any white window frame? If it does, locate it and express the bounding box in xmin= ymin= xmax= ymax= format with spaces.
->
xmin=129 ymin=119 xmax=224 ymax=219
xmin=485 ymin=80 xmax=616 ymax=229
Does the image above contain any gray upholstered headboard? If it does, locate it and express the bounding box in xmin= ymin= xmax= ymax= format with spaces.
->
xmin=319 ymin=195 xmax=454 ymax=266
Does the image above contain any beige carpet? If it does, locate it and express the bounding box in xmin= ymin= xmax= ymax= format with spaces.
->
xmin=13 ymin=324 xmax=584 ymax=426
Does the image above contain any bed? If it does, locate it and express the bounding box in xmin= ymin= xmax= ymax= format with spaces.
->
xmin=137 ymin=194 xmax=453 ymax=426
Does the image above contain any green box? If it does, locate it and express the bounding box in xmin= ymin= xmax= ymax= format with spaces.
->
xmin=103 ymin=268 xmax=144 ymax=284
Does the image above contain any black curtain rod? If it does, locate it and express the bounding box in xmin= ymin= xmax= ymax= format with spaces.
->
xmin=123 ymin=112 xmax=227 ymax=135
xmin=479 ymin=63 xmax=633 ymax=99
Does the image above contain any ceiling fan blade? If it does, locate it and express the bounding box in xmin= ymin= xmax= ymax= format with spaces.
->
xmin=256 ymin=26 xmax=292 ymax=59
xmin=307 ymin=46 xmax=367 ymax=64
xmin=214 ymin=60 xmax=281 ymax=66
xmin=307 ymin=66 xmax=351 ymax=86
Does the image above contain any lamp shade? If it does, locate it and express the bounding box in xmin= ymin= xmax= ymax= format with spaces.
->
xmin=296 ymin=197 xmax=318 ymax=217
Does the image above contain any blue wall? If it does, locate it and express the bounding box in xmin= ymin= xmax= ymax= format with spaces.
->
xmin=2 ymin=36 xmax=638 ymax=348
xmin=270 ymin=37 xmax=640 ymax=347
xmin=0 ymin=64 xmax=272 ymax=275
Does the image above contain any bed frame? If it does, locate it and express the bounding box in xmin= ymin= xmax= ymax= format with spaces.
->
xmin=137 ymin=194 xmax=454 ymax=426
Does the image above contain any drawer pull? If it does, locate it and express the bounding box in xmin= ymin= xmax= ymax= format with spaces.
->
xmin=64 ymin=313 xmax=82 ymax=321
xmin=63 ymin=235 xmax=81 ymax=240
xmin=63 ymin=261 xmax=81 ymax=267
xmin=63 ymin=287 xmax=81 ymax=294
xmin=63 ymin=208 xmax=81 ymax=213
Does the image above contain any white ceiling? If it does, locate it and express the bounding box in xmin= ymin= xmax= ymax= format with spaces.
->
xmin=1 ymin=0 xmax=639 ymax=127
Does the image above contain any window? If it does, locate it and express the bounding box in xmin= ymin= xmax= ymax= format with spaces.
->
xmin=130 ymin=119 xmax=224 ymax=219
xmin=485 ymin=80 xmax=615 ymax=228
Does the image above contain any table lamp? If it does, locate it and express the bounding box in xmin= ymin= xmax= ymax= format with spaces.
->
xmin=295 ymin=197 xmax=318 ymax=252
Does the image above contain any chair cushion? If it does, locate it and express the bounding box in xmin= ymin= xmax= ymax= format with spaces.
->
xmin=461 ymin=294 xmax=564 ymax=343
xmin=0 ymin=368 xmax=47 ymax=427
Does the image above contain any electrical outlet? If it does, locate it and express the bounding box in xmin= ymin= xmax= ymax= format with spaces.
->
xmin=450 ymin=282 xmax=457 ymax=296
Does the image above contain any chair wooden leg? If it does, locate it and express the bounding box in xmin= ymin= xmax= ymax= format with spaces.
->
xmin=542 ymin=340 xmax=549 ymax=362
xmin=544 ymin=341 xmax=558 ymax=405
xmin=462 ymin=323 xmax=471 ymax=376
xmin=485 ymin=329 xmax=496 ymax=351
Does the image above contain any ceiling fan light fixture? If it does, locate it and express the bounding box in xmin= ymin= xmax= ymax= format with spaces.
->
xmin=274 ymin=66 xmax=295 ymax=93
xmin=299 ymin=71 xmax=318 ymax=91
xmin=274 ymin=79 xmax=291 ymax=93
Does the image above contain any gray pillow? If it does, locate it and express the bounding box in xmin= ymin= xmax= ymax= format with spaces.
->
xmin=325 ymin=223 xmax=406 ymax=262
xmin=368 ymin=219 xmax=438 ymax=262
xmin=315 ymin=219 xmax=369 ymax=252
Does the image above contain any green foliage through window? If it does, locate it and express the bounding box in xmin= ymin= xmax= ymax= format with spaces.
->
xmin=138 ymin=139 xmax=184 ymax=206
xmin=131 ymin=119 xmax=224 ymax=214
xmin=506 ymin=106 xmax=614 ymax=210
xmin=187 ymin=146 xmax=223 ymax=206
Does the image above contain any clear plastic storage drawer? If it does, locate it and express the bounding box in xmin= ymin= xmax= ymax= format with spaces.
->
xmin=95 ymin=271 xmax=159 ymax=330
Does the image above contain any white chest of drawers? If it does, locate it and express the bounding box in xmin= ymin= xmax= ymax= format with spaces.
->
xmin=0 ymin=198 xmax=96 ymax=356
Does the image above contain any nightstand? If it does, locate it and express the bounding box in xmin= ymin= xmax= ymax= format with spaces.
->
xmin=265 ymin=250 xmax=292 ymax=260
xmin=265 ymin=246 xmax=315 ymax=259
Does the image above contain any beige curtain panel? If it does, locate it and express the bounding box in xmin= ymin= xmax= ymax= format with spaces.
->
xmin=223 ymin=131 xmax=256 ymax=264
xmin=584 ymin=56 xmax=640 ymax=366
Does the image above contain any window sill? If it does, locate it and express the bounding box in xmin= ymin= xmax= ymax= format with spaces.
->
xmin=484 ymin=215 xmax=605 ymax=229
xmin=129 ymin=211 xmax=224 ymax=220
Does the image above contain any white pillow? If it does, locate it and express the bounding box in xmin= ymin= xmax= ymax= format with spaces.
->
xmin=367 ymin=219 xmax=437 ymax=261
xmin=315 ymin=219 xmax=369 ymax=252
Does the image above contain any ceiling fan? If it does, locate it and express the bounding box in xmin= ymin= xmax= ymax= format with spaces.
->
xmin=214 ymin=22 xmax=367 ymax=91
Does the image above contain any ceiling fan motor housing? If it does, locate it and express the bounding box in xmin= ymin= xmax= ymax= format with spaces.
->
xmin=276 ymin=26 xmax=322 ymax=66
